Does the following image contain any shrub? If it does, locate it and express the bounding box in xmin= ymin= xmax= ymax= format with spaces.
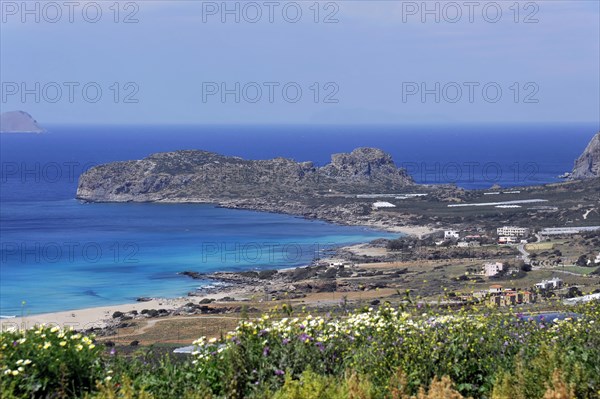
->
xmin=0 ymin=325 xmax=104 ymax=398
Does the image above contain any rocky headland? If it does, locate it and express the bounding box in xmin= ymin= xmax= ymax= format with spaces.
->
xmin=570 ymin=132 xmax=600 ymax=180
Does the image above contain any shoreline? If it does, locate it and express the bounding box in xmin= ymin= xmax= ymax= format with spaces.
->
xmin=0 ymin=224 xmax=436 ymax=332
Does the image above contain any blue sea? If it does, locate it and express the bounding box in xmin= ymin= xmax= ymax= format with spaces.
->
xmin=0 ymin=123 xmax=597 ymax=316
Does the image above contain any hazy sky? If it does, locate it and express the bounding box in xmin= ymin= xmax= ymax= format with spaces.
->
xmin=1 ymin=0 xmax=599 ymax=125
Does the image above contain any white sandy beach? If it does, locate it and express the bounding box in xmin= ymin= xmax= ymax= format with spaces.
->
xmin=0 ymin=292 xmax=240 ymax=332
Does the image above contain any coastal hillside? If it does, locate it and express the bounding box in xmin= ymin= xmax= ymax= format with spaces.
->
xmin=76 ymin=147 xmax=414 ymax=202
xmin=0 ymin=110 xmax=45 ymax=133
xmin=571 ymin=132 xmax=600 ymax=179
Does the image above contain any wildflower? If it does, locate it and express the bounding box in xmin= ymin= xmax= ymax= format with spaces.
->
xmin=274 ymin=369 xmax=285 ymax=376
xmin=59 ymin=341 xmax=67 ymax=347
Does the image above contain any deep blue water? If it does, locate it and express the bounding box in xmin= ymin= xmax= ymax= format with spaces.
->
xmin=0 ymin=123 xmax=597 ymax=315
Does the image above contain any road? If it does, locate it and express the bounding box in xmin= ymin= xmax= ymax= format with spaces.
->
xmin=517 ymin=233 xmax=541 ymax=265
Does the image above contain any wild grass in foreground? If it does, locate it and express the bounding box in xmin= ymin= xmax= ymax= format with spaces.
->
xmin=1 ymin=302 xmax=599 ymax=398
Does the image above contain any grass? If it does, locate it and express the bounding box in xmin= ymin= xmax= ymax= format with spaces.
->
xmin=526 ymin=242 xmax=554 ymax=251
xmin=560 ymin=266 xmax=599 ymax=275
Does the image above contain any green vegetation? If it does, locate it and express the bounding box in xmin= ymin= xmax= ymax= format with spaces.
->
xmin=2 ymin=303 xmax=599 ymax=399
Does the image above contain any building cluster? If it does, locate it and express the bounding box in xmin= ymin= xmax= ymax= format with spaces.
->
xmin=440 ymin=230 xmax=484 ymax=247
xmin=461 ymin=284 xmax=535 ymax=306
xmin=496 ymin=226 xmax=530 ymax=245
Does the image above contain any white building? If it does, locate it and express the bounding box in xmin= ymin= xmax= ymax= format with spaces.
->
xmin=498 ymin=236 xmax=518 ymax=244
xmin=497 ymin=226 xmax=530 ymax=237
xmin=444 ymin=230 xmax=460 ymax=239
xmin=373 ymin=201 xmax=396 ymax=209
xmin=535 ymin=277 xmax=564 ymax=290
xmin=483 ymin=262 xmax=504 ymax=277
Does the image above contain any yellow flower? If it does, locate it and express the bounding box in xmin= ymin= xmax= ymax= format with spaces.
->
xmin=59 ymin=341 xmax=67 ymax=347
xmin=43 ymin=342 xmax=51 ymax=349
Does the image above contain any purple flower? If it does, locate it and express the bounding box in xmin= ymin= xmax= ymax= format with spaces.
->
xmin=110 ymin=348 xmax=116 ymax=356
xmin=263 ymin=346 xmax=270 ymax=356
xmin=282 ymin=338 xmax=290 ymax=345
xmin=275 ymin=369 xmax=285 ymax=376
xmin=259 ymin=329 xmax=268 ymax=337
xmin=298 ymin=333 xmax=312 ymax=342
xmin=315 ymin=342 xmax=324 ymax=352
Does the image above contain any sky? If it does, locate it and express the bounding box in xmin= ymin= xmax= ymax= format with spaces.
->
xmin=0 ymin=0 xmax=599 ymax=125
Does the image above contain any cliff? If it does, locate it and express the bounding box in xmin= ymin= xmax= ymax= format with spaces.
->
xmin=0 ymin=111 xmax=45 ymax=133
xmin=76 ymin=148 xmax=414 ymax=203
xmin=571 ymin=132 xmax=600 ymax=180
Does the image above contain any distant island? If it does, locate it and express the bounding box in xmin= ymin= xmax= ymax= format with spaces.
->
xmin=0 ymin=110 xmax=45 ymax=133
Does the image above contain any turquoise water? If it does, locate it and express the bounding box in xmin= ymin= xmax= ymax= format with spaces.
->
xmin=0 ymin=200 xmax=390 ymax=316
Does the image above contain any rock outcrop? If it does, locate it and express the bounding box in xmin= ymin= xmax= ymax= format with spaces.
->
xmin=76 ymin=148 xmax=414 ymax=202
xmin=571 ymin=132 xmax=600 ymax=180
xmin=0 ymin=111 xmax=45 ymax=133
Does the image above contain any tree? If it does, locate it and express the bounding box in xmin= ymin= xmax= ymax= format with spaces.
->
xmin=575 ymin=255 xmax=589 ymax=267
